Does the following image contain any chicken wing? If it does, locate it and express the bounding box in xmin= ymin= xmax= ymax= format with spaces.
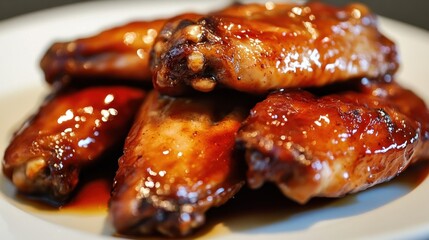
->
xmin=2 ymin=86 xmax=146 ymax=205
xmin=152 ymin=2 xmax=398 ymax=95
xmin=237 ymin=79 xmax=429 ymax=204
xmin=40 ymin=3 xmax=272 ymax=87
xmin=109 ymin=90 xmax=252 ymax=237
xmin=40 ymin=19 xmax=167 ymax=87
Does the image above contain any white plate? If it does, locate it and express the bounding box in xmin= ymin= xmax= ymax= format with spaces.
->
xmin=1 ymin=1 xmax=429 ymax=239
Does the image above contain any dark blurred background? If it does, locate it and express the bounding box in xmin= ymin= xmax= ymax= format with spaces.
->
xmin=0 ymin=0 xmax=428 ymax=31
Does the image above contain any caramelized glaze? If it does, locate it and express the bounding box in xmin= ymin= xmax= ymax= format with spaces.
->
xmin=152 ymin=2 xmax=398 ymax=95
xmin=237 ymin=79 xmax=429 ymax=203
xmin=39 ymin=3 xmax=274 ymax=88
xmin=2 ymin=86 xmax=146 ymax=205
xmin=63 ymin=178 xmax=111 ymax=211
xmin=61 ymin=157 xmax=119 ymax=211
xmin=6 ymin=1 xmax=429 ymax=238
xmin=40 ymin=19 xmax=166 ymax=86
xmin=109 ymin=90 xmax=253 ymax=237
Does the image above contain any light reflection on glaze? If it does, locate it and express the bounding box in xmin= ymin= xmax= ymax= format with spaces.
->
xmin=41 ymin=19 xmax=166 ymax=85
xmin=237 ymin=80 xmax=429 ymax=204
xmin=2 ymin=86 xmax=145 ymax=203
xmin=110 ymin=91 xmax=250 ymax=236
xmin=153 ymin=2 xmax=398 ymax=95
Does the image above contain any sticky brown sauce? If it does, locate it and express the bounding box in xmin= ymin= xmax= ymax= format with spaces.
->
xmin=393 ymin=160 xmax=429 ymax=187
xmin=9 ymin=160 xmax=429 ymax=238
xmin=61 ymin=177 xmax=112 ymax=212
xmin=12 ymin=157 xmax=117 ymax=213
xmin=62 ymin=161 xmax=117 ymax=213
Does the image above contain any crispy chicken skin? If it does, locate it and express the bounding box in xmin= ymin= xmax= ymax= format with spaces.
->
xmin=237 ymin=79 xmax=429 ymax=204
xmin=2 ymin=86 xmax=145 ymax=205
xmin=39 ymin=3 xmax=271 ymax=87
xmin=109 ymin=90 xmax=252 ymax=237
xmin=152 ymin=2 xmax=398 ymax=95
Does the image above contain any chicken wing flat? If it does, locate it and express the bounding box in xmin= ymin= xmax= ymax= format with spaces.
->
xmin=2 ymin=86 xmax=145 ymax=205
xmin=237 ymin=79 xmax=429 ymax=204
xmin=152 ymin=2 xmax=398 ymax=95
xmin=40 ymin=3 xmax=272 ymax=87
xmin=109 ymin=90 xmax=252 ymax=237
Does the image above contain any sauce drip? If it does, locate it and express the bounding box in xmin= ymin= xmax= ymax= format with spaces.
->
xmin=9 ymin=159 xmax=429 ymax=238
xmin=13 ymin=152 xmax=118 ymax=212
xmin=60 ymin=154 xmax=117 ymax=212
xmin=61 ymin=178 xmax=111 ymax=212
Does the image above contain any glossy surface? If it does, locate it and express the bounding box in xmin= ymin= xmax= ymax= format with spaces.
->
xmin=152 ymin=2 xmax=398 ymax=95
xmin=110 ymin=90 xmax=253 ymax=237
xmin=2 ymin=86 xmax=145 ymax=204
xmin=1 ymin=1 xmax=429 ymax=240
xmin=237 ymin=79 xmax=429 ymax=204
xmin=40 ymin=19 xmax=165 ymax=87
xmin=39 ymin=3 xmax=272 ymax=88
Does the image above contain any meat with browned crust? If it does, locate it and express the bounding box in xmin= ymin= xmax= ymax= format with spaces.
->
xmin=109 ymin=90 xmax=253 ymax=236
xmin=152 ymin=2 xmax=398 ymax=95
xmin=2 ymin=86 xmax=145 ymax=205
xmin=237 ymin=79 xmax=429 ymax=204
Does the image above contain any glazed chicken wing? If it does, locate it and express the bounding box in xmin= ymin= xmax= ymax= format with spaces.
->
xmin=2 ymin=86 xmax=145 ymax=205
xmin=109 ymin=90 xmax=252 ymax=237
xmin=237 ymin=79 xmax=429 ymax=204
xmin=40 ymin=19 xmax=167 ymax=87
xmin=40 ymin=3 xmax=272 ymax=87
xmin=152 ymin=2 xmax=398 ymax=95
